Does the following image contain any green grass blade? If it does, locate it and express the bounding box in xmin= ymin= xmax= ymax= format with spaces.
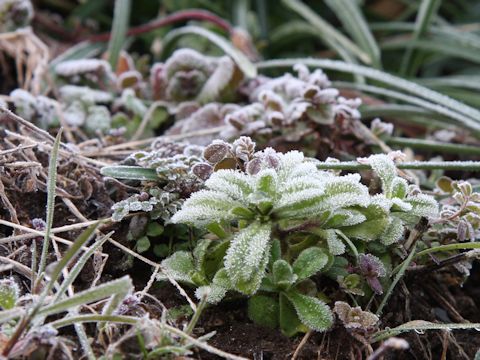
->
xmin=107 ymin=0 xmax=131 ymax=69
xmin=333 ymin=81 xmax=480 ymax=134
xmin=256 ymin=59 xmax=480 ymax=123
xmin=54 ymin=231 xmax=112 ymax=301
xmin=360 ymin=104 xmax=455 ymax=129
xmin=281 ymin=0 xmax=371 ymax=64
xmin=50 ymin=41 xmax=105 ymax=69
xmin=44 ymin=223 xmax=100 ymax=295
xmin=38 ymin=129 xmax=63 ymax=276
xmin=414 ymin=242 xmax=480 ymax=259
xmin=50 ymin=314 xmax=139 ymax=329
xmin=373 ymin=321 xmax=480 ymax=342
xmin=163 ymin=25 xmax=256 ymax=78
xmin=386 ymin=137 xmax=480 ymax=156
xmin=315 ymin=161 xmax=480 ymax=171
xmin=416 ymin=76 xmax=480 ymax=91
xmin=384 ymin=38 xmax=480 ymax=65
xmin=38 ymin=276 xmax=132 ymax=317
xmin=376 ymin=243 xmax=417 ymax=316
xmin=401 ymin=0 xmax=442 ymax=75
xmin=100 ymin=165 xmax=159 ymax=181
xmin=324 ymin=0 xmax=381 ymax=68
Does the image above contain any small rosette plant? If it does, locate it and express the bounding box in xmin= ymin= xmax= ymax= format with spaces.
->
xmin=160 ymin=138 xmax=438 ymax=335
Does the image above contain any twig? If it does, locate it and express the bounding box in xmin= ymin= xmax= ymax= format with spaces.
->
xmin=292 ymin=330 xmax=313 ymax=360
xmin=106 ymin=237 xmax=197 ymax=312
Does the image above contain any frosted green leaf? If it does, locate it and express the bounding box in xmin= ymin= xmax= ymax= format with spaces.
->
xmin=195 ymin=284 xmax=227 ymax=304
xmin=256 ymin=169 xmax=278 ymax=195
xmin=381 ymin=217 xmax=404 ymax=245
xmin=248 ymin=295 xmax=279 ymax=328
xmin=391 ymin=198 xmax=413 ymax=212
xmin=0 ymin=278 xmax=19 ymax=310
xmin=170 ymin=190 xmax=241 ymax=227
xmin=406 ymin=194 xmax=438 ymax=217
xmin=286 ymin=291 xmax=333 ymax=332
xmin=293 ymin=247 xmax=329 ymax=280
xmin=205 ymin=170 xmax=253 ymax=202
xmin=159 ymin=251 xmax=195 ymax=284
xmin=364 ymin=154 xmax=397 ymax=197
xmin=325 ymin=229 xmax=346 ymax=255
xmin=273 ymin=260 xmax=297 ymax=288
xmin=391 ymin=177 xmax=408 ymax=199
xmin=341 ymin=203 xmax=390 ymax=241
xmin=224 ymin=222 xmax=272 ymax=295
xmin=324 ymin=209 xmax=367 ymax=228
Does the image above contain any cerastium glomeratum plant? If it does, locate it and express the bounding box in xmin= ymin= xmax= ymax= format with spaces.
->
xmin=159 ymin=138 xmax=438 ymax=336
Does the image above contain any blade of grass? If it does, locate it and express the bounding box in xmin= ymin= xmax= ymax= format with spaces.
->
xmin=281 ymin=0 xmax=371 ymax=65
xmin=373 ymin=321 xmax=480 ymax=342
xmin=414 ymin=242 xmax=480 ymax=259
xmin=384 ymin=38 xmax=480 ymax=65
xmin=416 ymin=76 xmax=480 ymax=91
xmin=256 ymin=59 xmax=480 ymax=123
xmin=400 ymin=0 xmax=442 ymax=75
xmin=376 ymin=243 xmax=417 ymax=316
xmin=315 ymin=161 xmax=480 ymax=171
xmin=38 ymin=276 xmax=132 ymax=317
xmin=100 ymin=166 xmax=159 ymax=181
xmin=2 ymin=222 xmax=99 ymax=357
xmin=54 ymin=231 xmax=112 ymax=301
xmin=38 ymin=129 xmax=63 ymax=277
xmin=324 ymin=0 xmax=381 ymax=68
xmin=50 ymin=314 xmax=139 ymax=328
xmin=333 ymin=81 xmax=480 ymax=133
xmin=360 ymin=104 xmax=455 ymax=129
xmin=107 ymin=0 xmax=131 ymax=69
xmin=163 ymin=25 xmax=256 ymax=78
xmin=386 ymin=137 xmax=480 ymax=156
xmin=50 ymin=41 xmax=105 ymax=69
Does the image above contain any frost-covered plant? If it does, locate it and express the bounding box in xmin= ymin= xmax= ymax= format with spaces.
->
xmin=10 ymin=89 xmax=59 ymax=129
xmin=433 ymin=177 xmax=480 ymax=242
xmin=161 ymin=138 xmax=438 ymax=335
xmin=220 ymin=64 xmax=361 ymax=141
xmin=334 ymin=301 xmax=379 ymax=330
xmin=150 ymin=48 xmax=240 ymax=103
xmin=112 ymin=188 xmax=183 ymax=222
xmin=0 ymin=278 xmax=20 ymax=310
xmin=345 ymin=153 xmax=438 ymax=246
xmin=0 ymin=0 xmax=33 ymax=33
xmin=164 ymin=145 xmax=372 ymax=333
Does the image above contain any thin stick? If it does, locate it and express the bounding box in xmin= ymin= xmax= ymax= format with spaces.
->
xmin=106 ymin=237 xmax=197 ymax=311
xmin=292 ymin=330 xmax=313 ymax=360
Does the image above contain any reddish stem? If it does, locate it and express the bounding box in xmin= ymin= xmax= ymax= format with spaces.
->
xmin=34 ymin=9 xmax=232 ymax=43
xmin=85 ymin=9 xmax=233 ymax=42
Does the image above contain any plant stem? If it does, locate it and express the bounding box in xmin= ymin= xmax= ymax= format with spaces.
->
xmin=38 ymin=129 xmax=62 ymax=277
xmin=185 ymin=294 xmax=208 ymax=336
xmin=414 ymin=242 xmax=480 ymax=259
xmin=87 ymin=9 xmax=232 ymax=42
xmin=376 ymin=243 xmax=417 ymax=316
xmin=386 ymin=137 xmax=480 ymax=156
xmin=316 ymin=161 xmax=480 ymax=171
